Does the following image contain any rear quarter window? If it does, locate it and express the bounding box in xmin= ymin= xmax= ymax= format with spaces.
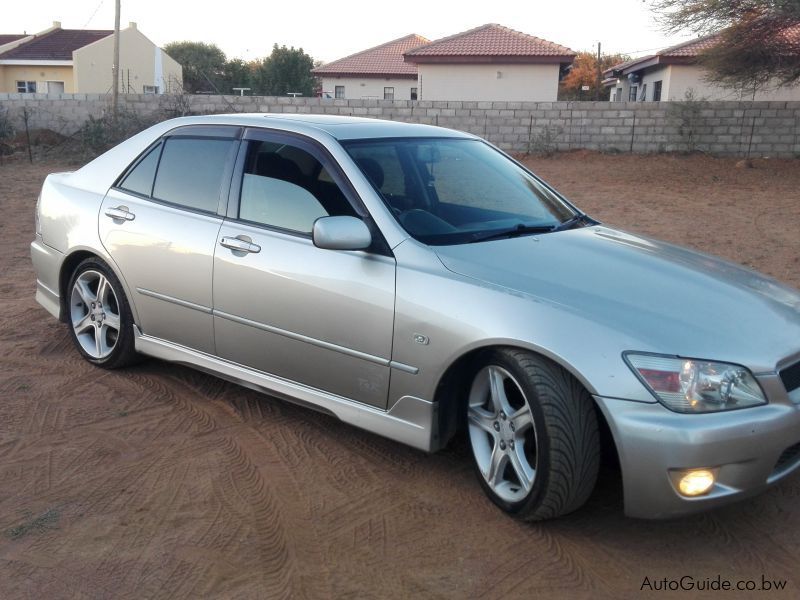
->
xmin=118 ymin=142 xmax=162 ymax=197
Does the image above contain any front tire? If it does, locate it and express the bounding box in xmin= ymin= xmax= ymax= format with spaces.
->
xmin=66 ymin=257 xmax=138 ymax=369
xmin=466 ymin=348 xmax=599 ymax=521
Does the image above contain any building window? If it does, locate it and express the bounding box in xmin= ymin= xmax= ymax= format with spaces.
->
xmin=653 ymin=80 xmax=662 ymax=102
xmin=410 ymin=87 xmax=418 ymax=101
xmin=46 ymin=81 xmax=65 ymax=94
xmin=639 ymin=84 xmax=647 ymax=101
xmin=628 ymin=85 xmax=637 ymax=102
xmin=143 ymin=85 xmax=159 ymax=94
xmin=384 ymin=87 xmax=394 ymax=100
xmin=335 ymin=85 xmax=345 ymax=99
xmin=16 ymin=81 xmax=36 ymax=93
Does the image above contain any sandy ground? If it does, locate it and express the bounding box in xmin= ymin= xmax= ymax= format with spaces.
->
xmin=1 ymin=153 xmax=799 ymax=599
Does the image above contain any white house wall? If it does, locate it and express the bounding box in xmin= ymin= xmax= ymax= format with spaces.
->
xmin=417 ymin=63 xmax=561 ymax=101
xmin=319 ymin=77 xmax=418 ymax=100
xmin=612 ymin=64 xmax=800 ymax=102
xmin=666 ymin=65 xmax=800 ymax=101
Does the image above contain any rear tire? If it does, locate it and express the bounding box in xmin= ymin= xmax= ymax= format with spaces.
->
xmin=66 ymin=257 xmax=139 ymax=369
xmin=466 ymin=348 xmax=599 ymax=521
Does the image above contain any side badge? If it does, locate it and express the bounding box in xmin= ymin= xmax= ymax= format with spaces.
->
xmin=413 ymin=333 xmax=429 ymax=345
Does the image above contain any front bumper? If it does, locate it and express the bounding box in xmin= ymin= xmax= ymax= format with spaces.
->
xmin=31 ymin=236 xmax=64 ymax=320
xmin=596 ymin=373 xmax=800 ymax=519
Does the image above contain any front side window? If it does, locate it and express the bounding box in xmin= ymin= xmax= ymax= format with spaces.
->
xmin=16 ymin=81 xmax=36 ymax=93
xmin=628 ymin=85 xmax=638 ymax=102
xmin=238 ymin=140 xmax=356 ymax=233
xmin=639 ymin=83 xmax=647 ymax=102
xmin=151 ymin=137 xmax=236 ymax=212
xmin=410 ymin=87 xmax=418 ymax=101
xmin=384 ymin=87 xmax=394 ymax=100
xmin=345 ymin=138 xmax=575 ymax=245
xmin=143 ymin=85 xmax=159 ymax=94
xmin=335 ymin=85 xmax=345 ymax=99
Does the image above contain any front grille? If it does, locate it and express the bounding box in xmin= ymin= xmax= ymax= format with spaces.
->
xmin=779 ymin=360 xmax=800 ymax=394
xmin=772 ymin=441 xmax=800 ymax=476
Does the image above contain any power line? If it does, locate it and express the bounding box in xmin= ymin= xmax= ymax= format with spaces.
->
xmin=82 ymin=0 xmax=105 ymax=28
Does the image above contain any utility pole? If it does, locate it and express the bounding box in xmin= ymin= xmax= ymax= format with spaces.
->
xmin=112 ymin=0 xmax=121 ymax=117
xmin=595 ymin=41 xmax=601 ymax=101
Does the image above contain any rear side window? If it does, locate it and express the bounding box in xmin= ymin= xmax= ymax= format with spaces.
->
xmin=152 ymin=137 xmax=236 ymax=213
xmin=119 ymin=142 xmax=161 ymax=197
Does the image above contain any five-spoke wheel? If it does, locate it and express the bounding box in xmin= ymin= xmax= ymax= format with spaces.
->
xmin=66 ymin=258 xmax=138 ymax=369
xmin=468 ymin=365 xmax=537 ymax=503
xmin=70 ymin=270 xmax=121 ymax=359
xmin=466 ymin=349 xmax=600 ymax=520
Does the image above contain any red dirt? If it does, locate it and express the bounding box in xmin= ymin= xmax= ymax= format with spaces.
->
xmin=1 ymin=153 xmax=799 ymax=598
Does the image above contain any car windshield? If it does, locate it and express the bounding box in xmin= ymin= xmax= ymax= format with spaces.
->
xmin=343 ymin=138 xmax=580 ymax=245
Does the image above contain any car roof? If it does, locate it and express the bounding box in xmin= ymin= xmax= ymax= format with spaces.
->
xmin=170 ymin=113 xmax=476 ymax=141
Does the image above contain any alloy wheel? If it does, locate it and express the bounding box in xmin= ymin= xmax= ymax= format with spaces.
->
xmin=467 ymin=365 xmax=538 ymax=503
xmin=70 ymin=270 xmax=122 ymax=359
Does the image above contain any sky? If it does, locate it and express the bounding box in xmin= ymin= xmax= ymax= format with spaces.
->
xmin=4 ymin=0 xmax=696 ymax=63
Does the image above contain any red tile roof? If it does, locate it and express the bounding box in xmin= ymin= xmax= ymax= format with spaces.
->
xmin=405 ymin=23 xmax=575 ymax=63
xmin=0 ymin=34 xmax=28 ymax=46
xmin=0 ymin=28 xmax=112 ymax=60
xmin=313 ymin=34 xmax=429 ymax=78
xmin=606 ymin=23 xmax=800 ymax=76
xmin=658 ymin=33 xmax=721 ymax=58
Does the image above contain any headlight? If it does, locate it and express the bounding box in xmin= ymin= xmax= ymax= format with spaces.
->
xmin=625 ymin=353 xmax=767 ymax=413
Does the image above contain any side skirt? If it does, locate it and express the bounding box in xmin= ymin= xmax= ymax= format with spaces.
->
xmin=133 ymin=326 xmax=438 ymax=452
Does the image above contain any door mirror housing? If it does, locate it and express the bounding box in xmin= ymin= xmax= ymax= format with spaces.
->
xmin=312 ymin=216 xmax=372 ymax=251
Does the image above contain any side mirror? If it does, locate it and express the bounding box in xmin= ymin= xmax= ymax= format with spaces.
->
xmin=312 ymin=216 xmax=372 ymax=251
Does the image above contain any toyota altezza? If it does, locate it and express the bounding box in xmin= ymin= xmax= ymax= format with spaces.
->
xmin=31 ymin=114 xmax=800 ymax=520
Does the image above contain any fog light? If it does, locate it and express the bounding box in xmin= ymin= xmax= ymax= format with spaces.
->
xmin=678 ymin=469 xmax=715 ymax=496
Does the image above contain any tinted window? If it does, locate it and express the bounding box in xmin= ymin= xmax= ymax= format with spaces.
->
xmin=119 ymin=143 xmax=161 ymax=197
xmin=152 ymin=137 xmax=235 ymax=212
xmin=238 ymin=140 xmax=356 ymax=233
xmin=345 ymin=138 xmax=575 ymax=245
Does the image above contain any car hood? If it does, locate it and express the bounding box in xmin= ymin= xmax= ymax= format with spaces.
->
xmin=433 ymin=226 xmax=800 ymax=373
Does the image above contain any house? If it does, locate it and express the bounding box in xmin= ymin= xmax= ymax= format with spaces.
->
xmin=604 ymin=28 xmax=800 ymax=102
xmin=312 ymin=34 xmax=429 ymax=100
xmin=404 ymin=24 xmax=575 ymax=102
xmin=0 ymin=21 xmax=182 ymax=94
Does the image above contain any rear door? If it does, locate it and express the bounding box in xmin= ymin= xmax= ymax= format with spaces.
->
xmin=212 ymin=129 xmax=396 ymax=408
xmin=99 ymin=125 xmax=240 ymax=353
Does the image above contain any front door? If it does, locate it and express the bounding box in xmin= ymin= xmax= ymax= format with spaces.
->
xmin=212 ymin=131 xmax=396 ymax=408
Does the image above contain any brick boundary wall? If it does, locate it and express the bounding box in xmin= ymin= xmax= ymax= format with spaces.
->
xmin=1 ymin=93 xmax=799 ymax=157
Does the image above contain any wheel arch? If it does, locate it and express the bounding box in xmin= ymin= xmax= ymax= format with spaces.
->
xmin=58 ymin=248 xmax=139 ymax=325
xmin=433 ymin=341 xmax=618 ymax=470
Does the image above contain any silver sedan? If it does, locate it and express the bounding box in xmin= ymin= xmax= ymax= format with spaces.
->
xmin=31 ymin=114 xmax=800 ymax=520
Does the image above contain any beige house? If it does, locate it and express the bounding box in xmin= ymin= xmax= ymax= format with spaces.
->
xmin=316 ymin=24 xmax=575 ymax=102
xmin=404 ymin=24 xmax=575 ymax=102
xmin=0 ymin=22 xmax=182 ymax=94
xmin=313 ymin=34 xmax=429 ymax=100
xmin=604 ymin=32 xmax=800 ymax=102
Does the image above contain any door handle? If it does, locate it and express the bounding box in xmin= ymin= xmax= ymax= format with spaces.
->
xmin=104 ymin=206 xmax=135 ymax=221
xmin=220 ymin=236 xmax=261 ymax=254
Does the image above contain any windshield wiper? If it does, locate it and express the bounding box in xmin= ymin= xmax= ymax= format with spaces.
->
xmin=550 ymin=213 xmax=590 ymax=232
xmin=467 ymin=213 xmax=593 ymax=244
xmin=468 ymin=223 xmax=557 ymax=243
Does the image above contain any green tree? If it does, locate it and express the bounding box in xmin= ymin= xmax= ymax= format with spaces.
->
xmin=163 ymin=41 xmax=228 ymax=93
xmin=221 ymin=58 xmax=256 ymax=94
xmin=559 ymin=51 xmax=631 ymax=100
xmin=253 ymin=45 xmax=316 ymax=96
xmin=652 ymin=0 xmax=800 ymax=90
